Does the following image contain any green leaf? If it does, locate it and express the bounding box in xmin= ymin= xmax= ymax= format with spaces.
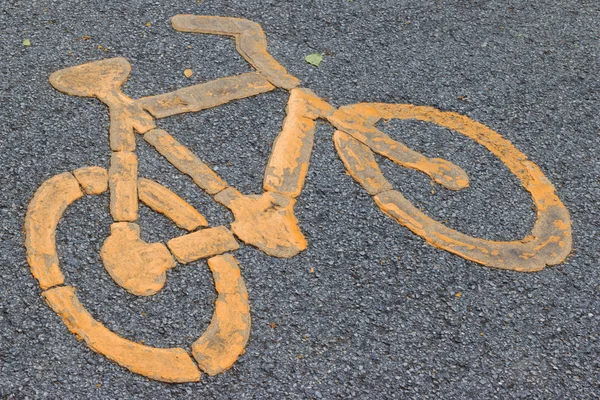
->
xmin=22 ymin=38 xmax=31 ymax=46
xmin=305 ymin=53 xmax=323 ymax=67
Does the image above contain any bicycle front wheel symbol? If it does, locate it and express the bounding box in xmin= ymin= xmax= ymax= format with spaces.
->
xmin=330 ymin=103 xmax=572 ymax=272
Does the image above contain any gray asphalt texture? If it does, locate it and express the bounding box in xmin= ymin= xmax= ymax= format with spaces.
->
xmin=1 ymin=0 xmax=599 ymax=398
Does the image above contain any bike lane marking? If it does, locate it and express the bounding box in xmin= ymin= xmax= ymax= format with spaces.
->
xmin=24 ymin=14 xmax=573 ymax=384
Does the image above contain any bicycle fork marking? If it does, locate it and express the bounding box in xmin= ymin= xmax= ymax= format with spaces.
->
xmin=25 ymin=14 xmax=572 ymax=384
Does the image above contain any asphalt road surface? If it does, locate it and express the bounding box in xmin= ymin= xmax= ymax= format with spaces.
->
xmin=1 ymin=0 xmax=599 ymax=398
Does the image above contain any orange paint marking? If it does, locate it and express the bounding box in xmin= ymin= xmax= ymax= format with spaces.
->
xmin=263 ymin=90 xmax=317 ymax=197
xmin=43 ymin=286 xmax=201 ymax=383
xmin=25 ymin=173 xmax=83 ymax=290
xmin=101 ymin=222 xmax=176 ymax=296
xmin=25 ymin=13 xmax=573 ymax=383
xmin=335 ymin=103 xmax=572 ymax=272
xmin=73 ymin=166 xmax=108 ymax=195
xmin=138 ymin=178 xmax=208 ymax=231
xmin=192 ymin=254 xmax=251 ymax=375
xmin=215 ymin=188 xmax=307 ymax=258
xmin=109 ymin=151 xmax=138 ymax=222
xmin=171 ymin=15 xmax=300 ymax=89
xmin=167 ymin=226 xmax=239 ymax=264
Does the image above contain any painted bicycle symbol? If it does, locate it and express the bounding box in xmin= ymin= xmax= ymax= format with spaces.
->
xmin=24 ymin=15 xmax=572 ymax=383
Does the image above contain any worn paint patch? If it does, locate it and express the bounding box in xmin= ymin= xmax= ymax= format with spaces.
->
xmin=192 ymin=254 xmax=251 ymax=375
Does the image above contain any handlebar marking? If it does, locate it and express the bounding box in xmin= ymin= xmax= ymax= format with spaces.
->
xmin=171 ymin=15 xmax=300 ymax=90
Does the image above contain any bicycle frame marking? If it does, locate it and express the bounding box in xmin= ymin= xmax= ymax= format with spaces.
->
xmin=24 ymin=14 xmax=572 ymax=383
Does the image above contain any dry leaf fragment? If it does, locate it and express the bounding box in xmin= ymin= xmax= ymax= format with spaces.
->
xmin=184 ymin=69 xmax=193 ymax=78
xmin=305 ymin=53 xmax=323 ymax=67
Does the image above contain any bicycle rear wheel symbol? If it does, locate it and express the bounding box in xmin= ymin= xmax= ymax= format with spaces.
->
xmin=24 ymin=15 xmax=571 ymax=382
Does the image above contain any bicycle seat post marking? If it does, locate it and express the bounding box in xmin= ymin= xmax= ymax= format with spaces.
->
xmin=24 ymin=14 xmax=572 ymax=384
